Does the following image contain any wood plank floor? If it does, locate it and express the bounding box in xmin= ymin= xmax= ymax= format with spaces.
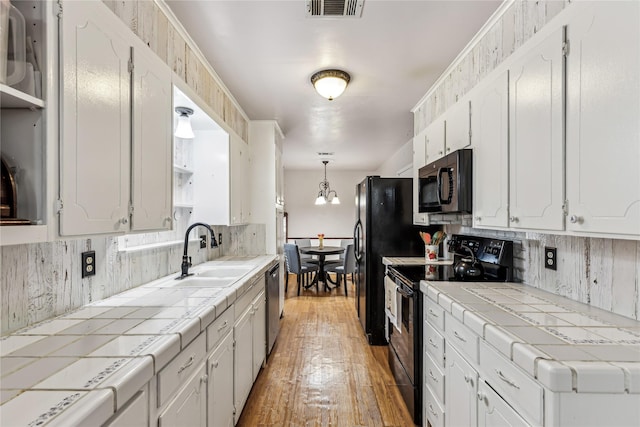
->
xmin=236 ymin=274 xmax=415 ymax=427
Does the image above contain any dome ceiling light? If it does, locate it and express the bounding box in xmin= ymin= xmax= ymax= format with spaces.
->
xmin=174 ymin=106 xmax=195 ymax=139
xmin=310 ymin=69 xmax=350 ymax=101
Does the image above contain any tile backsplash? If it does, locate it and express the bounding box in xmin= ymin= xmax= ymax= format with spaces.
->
xmin=0 ymin=224 xmax=265 ymax=335
xmin=444 ymin=225 xmax=640 ymax=320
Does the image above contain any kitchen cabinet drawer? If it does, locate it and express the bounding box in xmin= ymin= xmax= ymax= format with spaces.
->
xmin=206 ymin=306 xmax=234 ymax=351
xmin=424 ymin=351 xmax=445 ymax=404
xmin=479 ymin=340 xmax=542 ymax=426
xmin=424 ymin=321 xmax=445 ymax=367
xmin=235 ymin=275 xmax=263 ymax=321
xmin=445 ymin=312 xmax=478 ymax=364
xmin=424 ymin=385 xmax=445 ymax=427
xmin=477 ymin=380 xmax=529 ymax=427
xmin=425 ymin=297 xmax=445 ymax=331
xmin=157 ymin=333 xmax=206 ymax=407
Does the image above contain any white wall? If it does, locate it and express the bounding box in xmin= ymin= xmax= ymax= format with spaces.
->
xmin=375 ymin=139 xmax=413 ymax=178
xmin=284 ymin=169 xmax=374 ymax=240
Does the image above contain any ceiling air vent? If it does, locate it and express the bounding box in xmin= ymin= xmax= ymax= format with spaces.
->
xmin=306 ymin=0 xmax=364 ymax=18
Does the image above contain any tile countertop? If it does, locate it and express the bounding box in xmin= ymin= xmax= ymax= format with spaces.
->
xmin=420 ymin=280 xmax=640 ymax=394
xmin=0 ymin=255 xmax=277 ymax=426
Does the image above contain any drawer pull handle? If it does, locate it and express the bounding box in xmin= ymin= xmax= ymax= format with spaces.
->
xmin=178 ymin=355 xmax=195 ymax=374
xmin=217 ymin=320 xmax=229 ymax=331
xmin=429 ymin=403 xmax=438 ymax=417
xmin=495 ymin=369 xmax=520 ymax=389
xmin=429 ymin=369 xmax=438 ymax=382
xmin=429 ymin=309 xmax=439 ymax=318
xmin=453 ymin=331 xmax=467 ymax=343
xmin=429 ymin=338 xmax=438 ymax=348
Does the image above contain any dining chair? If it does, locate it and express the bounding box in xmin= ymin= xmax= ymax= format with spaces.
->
xmin=294 ymin=238 xmax=318 ymax=265
xmin=325 ymin=243 xmax=355 ymax=296
xmin=284 ymin=243 xmax=319 ymax=295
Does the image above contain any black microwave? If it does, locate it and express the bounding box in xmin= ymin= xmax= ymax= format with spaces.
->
xmin=418 ymin=149 xmax=472 ymax=213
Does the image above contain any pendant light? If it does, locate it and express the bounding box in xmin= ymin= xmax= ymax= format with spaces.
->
xmin=310 ymin=69 xmax=350 ymax=101
xmin=174 ymin=106 xmax=195 ymax=139
xmin=315 ymin=160 xmax=340 ymax=205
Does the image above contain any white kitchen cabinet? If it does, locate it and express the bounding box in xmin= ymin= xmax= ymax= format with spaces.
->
xmin=445 ymin=99 xmax=471 ymax=154
xmin=104 ymin=387 xmax=149 ymax=427
xmin=130 ymin=45 xmax=173 ymax=232
xmin=251 ymin=289 xmax=266 ymax=381
xmin=508 ymin=27 xmax=565 ymax=231
xmin=477 ymin=380 xmax=528 ymax=427
xmin=60 ymin=0 xmax=172 ymax=236
xmin=0 ymin=0 xmax=52 ymax=246
xmin=470 ymin=70 xmax=510 ymax=229
xmin=207 ymin=331 xmax=234 ymax=427
xmin=425 ymin=116 xmax=446 ymax=165
xmin=230 ymin=134 xmax=250 ymax=225
xmin=158 ymin=365 xmax=207 ymax=427
xmin=233 ymin=302 xmax=253 ymax=418
xmin=413 ymin=129 xmax=429 ymax=225
xmin=565 ymin=1 xmax=640 ymax=237
xmin=444 ymin=344 xmax=478 ymax=427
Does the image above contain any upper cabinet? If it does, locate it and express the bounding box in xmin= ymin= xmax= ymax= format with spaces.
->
xmin=0 ymin=0 xmax=52 ymax=246
xmin=60 ymin=0 xmax=172 ymax=236
xmin=230 ymin=134 xmax=250 ymax=225
xmin=445 ymin=99 xmax=471 ymax=154
xmin=412 ymin=129 xmax=428 ymax=225
xmin=471 ymin=70 xmax=509 ymax=229
xmin=565 ymin=1 xmax=640 ymax=237
xmin=508 ymin=27 xmax=565 ymax=232
xmin=425 ymin=116 xmax=446 ymax=165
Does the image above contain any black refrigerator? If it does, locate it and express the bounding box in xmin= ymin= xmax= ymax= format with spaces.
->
xmin=353 ymin=176 xmax=434 ymax=345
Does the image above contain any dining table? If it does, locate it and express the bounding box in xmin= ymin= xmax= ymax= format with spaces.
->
xmin=299 ymin=246 xmax=345 ymax=291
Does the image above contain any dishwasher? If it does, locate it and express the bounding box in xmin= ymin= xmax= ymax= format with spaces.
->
xmin=266 ymin=262 xmax=280 ymax=356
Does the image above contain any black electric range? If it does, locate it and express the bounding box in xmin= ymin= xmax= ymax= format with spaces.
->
xmin=386 ymin=234 xmax=514 ymax=425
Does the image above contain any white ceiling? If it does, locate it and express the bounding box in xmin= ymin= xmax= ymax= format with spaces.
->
xmin=165 ymin=0 xmax=502 ymax=171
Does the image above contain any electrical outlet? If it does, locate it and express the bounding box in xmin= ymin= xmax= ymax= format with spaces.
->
xmin=200 ymin=234 xmax=207 ymax=249
xmin=82 ymin=251 xmax=96 ymax=277
xmin=544 ymin=247 xmax=557 ymax=270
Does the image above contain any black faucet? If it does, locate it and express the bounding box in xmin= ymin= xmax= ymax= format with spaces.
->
xmin=177 ymin=222 xmax=218 ymax=280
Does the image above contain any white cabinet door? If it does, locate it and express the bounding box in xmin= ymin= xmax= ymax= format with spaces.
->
xmin=471 ymin=70 xmax=510 ymax=229
xmin=425 ymin=117 xmax=446 ymax=165
xmin=445 ymin=99 xmax=471 ymax=154
xmin=130 ymin=44 xmax=173 ymax=232
xmin=230 ymin=135 xmax=249 ymax=225
xmin=445 ymin=344 xmax=478 ymax=427
xmin=565 ymin=1 xmax=640 ymax=237
xmin=158 ymin=366 xmax=207 ymax=427
xmin=413 ymin=129 xmax=428 ymax=225
xmin=207 ymin=332 xmax=234 ymax=427
xmin=60 ymin=0 xmax=131 ymax=235
xmin=251 ymin=290 xmax=266 ymax=380
xmin=509 ymin=27 xmax=564 ymax=231
xmin=477 ymin=380 xmax=528 ymax=427
xmin=233 ymin=305 xmax=253 ymax=419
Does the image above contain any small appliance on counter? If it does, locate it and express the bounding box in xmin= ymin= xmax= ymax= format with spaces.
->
xmin=385 ymin=234 xmax=514 ymax=425
xmin=0 ymin=155 xmax=30 ymax=225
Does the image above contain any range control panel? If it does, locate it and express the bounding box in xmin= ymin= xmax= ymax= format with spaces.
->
xmin=447 ymin=234 xmax=513 ymax=266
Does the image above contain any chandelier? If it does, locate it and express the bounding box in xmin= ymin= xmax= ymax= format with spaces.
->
xmin=315 ymin=160 xmax=340 ymax=205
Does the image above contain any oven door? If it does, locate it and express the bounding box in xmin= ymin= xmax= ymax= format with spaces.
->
xmin=389 ymin=282 xmax=415 ymax=384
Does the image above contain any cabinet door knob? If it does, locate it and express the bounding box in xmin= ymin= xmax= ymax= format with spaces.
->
xmin=509 ymin=216 xmax=519 ymax=223
xmin=569 ymin=215 xmax=583 ymax=224
xmin=120 ymin=217 xmax=128 ymax=225
xmin=475 ymin=216 xmax=481 ymax=222
xmin=477 ymin=392 xmax=486 ymax=402
xmin=438 ymin=151 xmax=443 ymax=155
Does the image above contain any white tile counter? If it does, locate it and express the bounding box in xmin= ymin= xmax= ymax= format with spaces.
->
xmin=421 ymin=280 xmax=640 ymax=426
xmin=0 ymin=255 xmax=276 ymax=426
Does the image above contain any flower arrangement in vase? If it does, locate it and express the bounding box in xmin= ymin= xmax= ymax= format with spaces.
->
xmin=317 ymin=233 xmax=325 ymax=249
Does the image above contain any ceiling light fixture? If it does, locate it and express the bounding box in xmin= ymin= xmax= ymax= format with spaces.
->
xmin=310 ymin=69 xmax=350 ymax=101
xmin=174 ymin=106 xmax=195 ymax=139
xmin=315 ymin=160 xmax=340 ymax=205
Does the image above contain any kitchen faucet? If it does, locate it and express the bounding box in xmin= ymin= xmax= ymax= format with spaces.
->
xmin=177 ymin=222 xmax=218 ymax=280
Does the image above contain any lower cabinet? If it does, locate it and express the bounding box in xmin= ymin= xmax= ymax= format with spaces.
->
xmin=207 ymin=331 xmax=234 ymax=427
xmin=444 ymin=344 xmax=478 ymax=427
xmin=104 ymin=387 xmax=149 ymax=427
xmin=234 ymin=286 xmax=266 ymax=422
xmin=158 ymin=365 xmax=208 ymax=427
xmin=477 ymin=380 xmax=528 ymax=427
